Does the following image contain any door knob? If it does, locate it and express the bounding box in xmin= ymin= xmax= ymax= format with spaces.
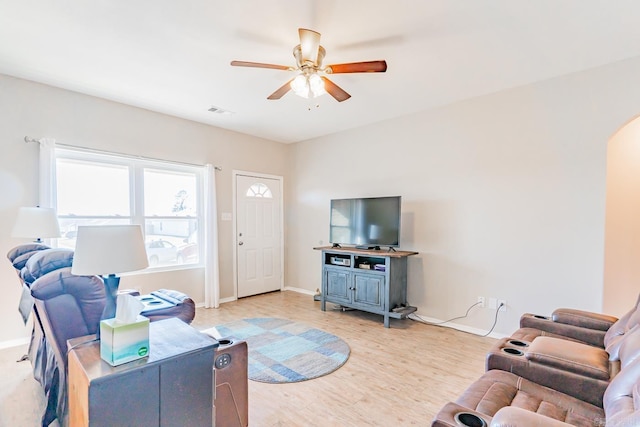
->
xmin=239 ymin=241 xmax=244 ymax=246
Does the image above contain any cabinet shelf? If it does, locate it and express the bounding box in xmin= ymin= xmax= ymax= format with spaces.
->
xmin=314 ymin=246 xmax=418 ymax=328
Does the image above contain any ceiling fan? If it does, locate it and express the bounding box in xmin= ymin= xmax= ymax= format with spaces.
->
xmin=231 ymin=28 xmax=387 ymax=102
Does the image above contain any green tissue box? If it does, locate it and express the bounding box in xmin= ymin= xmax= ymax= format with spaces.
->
xmin=100 ymin=315 xmax=150 ymax=366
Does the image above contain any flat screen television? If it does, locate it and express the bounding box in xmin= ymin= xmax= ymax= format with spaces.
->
xmin=329 ymin=196 xmax=401 ymax=249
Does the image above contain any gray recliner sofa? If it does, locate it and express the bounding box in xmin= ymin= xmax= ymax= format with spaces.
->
xmin=432 ymin=325 xmax=640 ymax=426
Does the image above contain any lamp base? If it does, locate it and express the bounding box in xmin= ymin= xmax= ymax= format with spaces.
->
xmin=97 ymin=274 xmax=120 ymax=338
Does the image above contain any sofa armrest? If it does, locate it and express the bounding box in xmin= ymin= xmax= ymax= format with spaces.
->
xmin=490 ymin=407 xmax=572 ymax=427
xmin=486 ymin=338 xmax=609 ymax=407
xmin=520 ymin=313 xmax=607 ymax=347
xmin=142 ymin=289 xmax=196 ymax=325
xmin=431 ymin=402 xmax=492 ymax=427
xmin=551 ymin=308 xmax=617 ymax=331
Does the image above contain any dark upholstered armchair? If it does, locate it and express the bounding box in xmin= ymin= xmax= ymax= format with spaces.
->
xmin=7 ymin=244 xmax=198 ymax=426
xmin=31 ymin=267 xmax=105 ymax=426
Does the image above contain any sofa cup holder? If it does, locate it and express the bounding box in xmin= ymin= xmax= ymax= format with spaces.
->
xmin=454 ymin=412 xmax=487 ymax=427
xmin=533 ymin=315 xmax=550 ymax=320
xmin=501 ymin=347 xmax=524 ymax=356
xmin=507 ymin=339 xmax=529 ymax=347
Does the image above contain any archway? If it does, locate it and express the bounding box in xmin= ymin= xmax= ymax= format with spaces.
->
xmin=603 ymin=114 xmax=640 ymax=315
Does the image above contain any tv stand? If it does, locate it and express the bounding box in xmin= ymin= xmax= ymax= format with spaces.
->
xmin=313 ymin=246 xmax=418 ymax=327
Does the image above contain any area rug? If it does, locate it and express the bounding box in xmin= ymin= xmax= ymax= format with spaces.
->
xmin=204 ymin=317 xmax=350 ymax=383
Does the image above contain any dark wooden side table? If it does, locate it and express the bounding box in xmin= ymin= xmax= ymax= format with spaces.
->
xmin=67 ymin=317 xmax=218 ymax=427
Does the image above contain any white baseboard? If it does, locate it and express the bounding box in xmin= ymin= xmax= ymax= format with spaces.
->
xmin=196 ymin=288 xmax=314 ymax=308
xmin=0 ymin=337 xmax=29 ymax=350
xmin=282 ymin=286 xmax=316 ymax=296
xmin=194 ymin=296 xmax=238 ymax=308
xmin=408 ymin=313 xmax=507 ymax=339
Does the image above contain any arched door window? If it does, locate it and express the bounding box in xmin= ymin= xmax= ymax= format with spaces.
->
xmin=245 ymin=182 xmax=273 ymax=198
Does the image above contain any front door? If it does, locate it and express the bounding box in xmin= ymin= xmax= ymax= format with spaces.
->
xmin=235 ymin=174 xmax=282 ymax=298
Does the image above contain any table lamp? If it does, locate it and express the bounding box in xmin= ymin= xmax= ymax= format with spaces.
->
xmin=71 ymin=225 xmax=149 ymax=322
xmin=11 ymin=206 xmax=61 ymax=242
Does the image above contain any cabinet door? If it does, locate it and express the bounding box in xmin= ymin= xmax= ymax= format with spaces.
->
xmin=353 ymin=273 xmax=384 ymax=310
xmin=324 ymin=269 xmax=351 ymax=304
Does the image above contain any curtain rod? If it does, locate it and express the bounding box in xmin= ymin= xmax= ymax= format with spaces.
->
xmin=24 ymin=136 xmax=222 ymax=171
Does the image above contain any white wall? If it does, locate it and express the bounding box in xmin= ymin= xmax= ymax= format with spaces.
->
xmin=604 ymin=115 xmax=640 ymax=314
xmin=0 ymin=74 xmax=289 ymax=345
xmin=4 ymin=54 xmax=640 ymax=345
xmin=286 ymin=56 xmax=640 ymax=335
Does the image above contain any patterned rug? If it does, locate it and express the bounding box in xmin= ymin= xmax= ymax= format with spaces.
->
xmin=204 ymin=317 xmax=350 ymax=383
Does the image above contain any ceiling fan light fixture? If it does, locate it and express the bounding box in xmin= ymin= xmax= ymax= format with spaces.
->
xmin=290 ymin=73 xmax=326 ymax=99
xmin=308 ymin=73 xmax=326 ymax=97
xmin=230 ymin=28 xmax=385 ymax=102
xmin=291 ymin=74 xmax=308 ymax=97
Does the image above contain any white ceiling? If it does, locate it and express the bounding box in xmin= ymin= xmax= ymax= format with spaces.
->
xmin=2 ymin=1 xmax=640 ymax=144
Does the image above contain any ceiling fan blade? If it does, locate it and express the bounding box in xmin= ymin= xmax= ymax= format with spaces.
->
xmin=321 ymin=77 xmax=351 ymax=102
xmin=299 ymin=28 xmax=321 ymax=64
xmin=230 ymin=60 xmax=291 ymax=71
xmin=326 ymin=60 xmax=387 ymax=74
xmin=267 ymin=78 xmax=294 ymax=100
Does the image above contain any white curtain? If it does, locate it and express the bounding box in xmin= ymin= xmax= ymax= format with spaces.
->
xmin=203 ymin=164 xmax=220 ymax=308
xmin=38 ymin=138 xmax=57 ymax=209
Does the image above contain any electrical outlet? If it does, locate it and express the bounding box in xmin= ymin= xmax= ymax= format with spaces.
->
xmin=477 ymin=296 xmax=485 ymax=308
xmin=497 ymin=299 xmax=507 ymax=312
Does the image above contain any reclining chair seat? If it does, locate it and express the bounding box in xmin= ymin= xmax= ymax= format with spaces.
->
xmin=486 ymin=344 xmax=640 ymax=426
xmin=433 ymin=369 xmax=604 ymax=427
xmin=485 ymin=334 xmax=618 ymax=406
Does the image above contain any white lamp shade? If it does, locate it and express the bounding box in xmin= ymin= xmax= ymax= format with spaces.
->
xmin=12 ymin=207 xmax=61 ymax=239
xmin=71 ymin=225 xmax=149 ymax=275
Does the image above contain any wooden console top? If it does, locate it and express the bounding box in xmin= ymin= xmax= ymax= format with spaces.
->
xmin=313 ymin=246 xmax=418 ymax=258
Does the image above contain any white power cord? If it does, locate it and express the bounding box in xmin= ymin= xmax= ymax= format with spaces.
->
xmin=408 ymin=301 xmax=504 ymax=337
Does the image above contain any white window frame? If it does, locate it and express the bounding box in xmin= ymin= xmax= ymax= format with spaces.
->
xmin=54 ymin=147 xmax=204 ymax=272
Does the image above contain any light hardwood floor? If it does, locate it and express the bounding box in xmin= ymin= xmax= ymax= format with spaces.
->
xmin=0 ymin=290 xmax=496 ymax=427
xmin=191 ymin=291 xmax=497 ymax=427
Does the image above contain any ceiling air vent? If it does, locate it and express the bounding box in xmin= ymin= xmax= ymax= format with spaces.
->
xmin=208 ymin=106 xmax=234 ymax=115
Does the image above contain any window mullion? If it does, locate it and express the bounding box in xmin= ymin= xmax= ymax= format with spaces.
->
xmin=131 ymin=163 xmax=145 ymax=229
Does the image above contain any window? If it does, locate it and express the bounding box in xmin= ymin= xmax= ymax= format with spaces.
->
xmin=55 ymin=148 xmax=202 ymax=269
xmin=246 ymin=182 xmax=273 ymax=198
